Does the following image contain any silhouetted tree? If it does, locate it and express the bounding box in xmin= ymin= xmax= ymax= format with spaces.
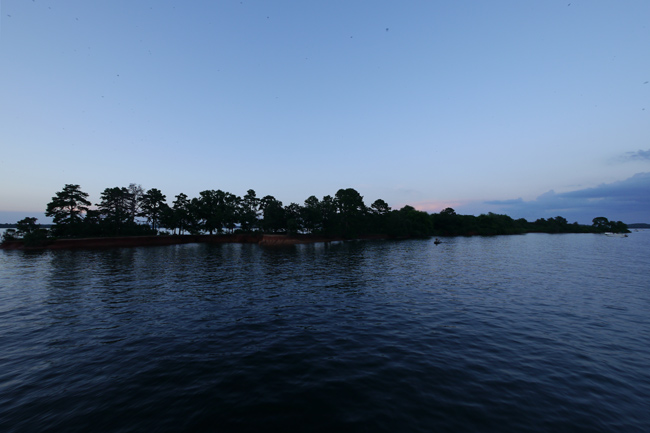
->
xmin=81 ymin=209 xmax=103 ymax=237
xmin=1 ymin=229 xmax=17 ymax=243
xmin=607 ymin=220 xmax=629 ymax=233
xmin=432 ymin=207 xmax=462 ymax=235
xmin=140 ymin=188 xmax=168 ymax=231
xmin=171 ymin=193 xmax=193 ymax=234
xmin=284 ymin=202 xmax=303 ymax=234
xmin=223 ymin=192 xmax=241 ymax=233
xmin=370 ymin=199 xmax=391 ymax=215
xmin=390 ymin=206 xmax=434 ymax=237
xmin=335 ymin=188 xmax=367 ymax=237
xmin=127 ymin=183 xmax=145 ymax=222
xmin=239 ymin=189 xmax=260 ymax=231
xmin=97 ymin=187 xmax=133 ymax=235
xmin=367 ymin=198 xmax=392 ymax=233
xmin=15 ymin=217 xmax=49 ymax=246
xmin=46 ymin=184 xmax=92 ymax=237
xmin=16 ymin=217 xmax=39 ymax=236
xmin=195 ymin=190 xmax=225 ymax=235
xmin=592 ymin=217 xmax=609 ymax=230
xmin=320 ymin=195 xmax=338 ymax=235
xmin=301 ymin=195 xmax=322 ymax=234
xmin=260 ymin=195 xmax=285 ymax=232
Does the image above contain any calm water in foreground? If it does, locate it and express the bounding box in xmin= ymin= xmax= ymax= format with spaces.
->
xmin=1 ymin=232 xmax=649 ymax=432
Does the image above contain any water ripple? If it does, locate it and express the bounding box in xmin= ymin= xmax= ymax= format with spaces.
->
xmin=1 ymin=233 xmax=649 ymax=432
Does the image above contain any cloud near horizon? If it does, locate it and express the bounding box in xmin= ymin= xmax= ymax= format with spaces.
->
xmin=619 ymin=149 xmax=650 ymax=162
xmin=480 ymin=172 xmax=650 ymax=224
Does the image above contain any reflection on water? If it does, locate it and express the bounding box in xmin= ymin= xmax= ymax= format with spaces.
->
xmin=1 ymin=233 xmax=649 ymax=432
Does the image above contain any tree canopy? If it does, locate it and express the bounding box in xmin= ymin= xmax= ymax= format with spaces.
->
xmin=11 ymin=184 xmax=626 ymax=244
xmin=45 ymin=184 xmax=92 ymax=237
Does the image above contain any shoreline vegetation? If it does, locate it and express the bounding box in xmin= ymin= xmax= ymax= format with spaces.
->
xmin=2 ymin=184 xmax=630 ymax=250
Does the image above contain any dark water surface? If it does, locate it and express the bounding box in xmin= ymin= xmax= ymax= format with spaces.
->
xmin=2 ymin=233 xmax=649 ymax=432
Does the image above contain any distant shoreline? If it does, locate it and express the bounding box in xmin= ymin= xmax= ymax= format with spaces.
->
xmin=0 ymin=233 xmax=389 ymax=251
xmin=627 ymin=223 xmax=650 ymax=229
xmin=2 ymin=230 xmax=633 ymax=251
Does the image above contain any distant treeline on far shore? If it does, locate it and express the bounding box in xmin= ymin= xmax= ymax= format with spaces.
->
xmin=2 ymin=184 xmax=630 ymax=247
xmin=0 ymin=223 xmax=53 ymax=229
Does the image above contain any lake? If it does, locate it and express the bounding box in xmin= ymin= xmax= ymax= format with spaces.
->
xmin=1 ymin=232 xmax=649 ymax=432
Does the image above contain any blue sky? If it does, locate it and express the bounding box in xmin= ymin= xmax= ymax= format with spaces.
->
xmin=1 ymin=0 xmax=649 ymax=224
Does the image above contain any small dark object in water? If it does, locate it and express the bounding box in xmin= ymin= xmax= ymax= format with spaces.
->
xmin=434 ymin=238 xmax=441 ymax=245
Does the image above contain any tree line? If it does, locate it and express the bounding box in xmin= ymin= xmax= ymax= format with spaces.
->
xmin=2 ymin=184 xmax=629 ymax=246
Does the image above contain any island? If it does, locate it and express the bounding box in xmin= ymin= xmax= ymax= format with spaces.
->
xmin=1 ymin=184 xmax=630 ymax=250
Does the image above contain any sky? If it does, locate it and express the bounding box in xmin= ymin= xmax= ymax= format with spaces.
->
xmin=1 ymin=0 xmax=649 ymax=224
